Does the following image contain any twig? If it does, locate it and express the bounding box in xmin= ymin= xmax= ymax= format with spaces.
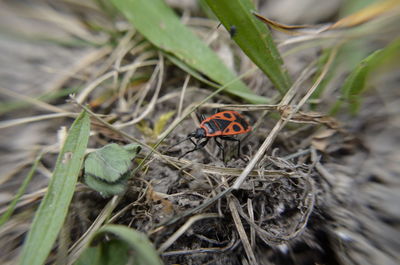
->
xmin=177 ymin=75 xmax=190 ymax=118
xmin=67 ymin=196 xmax=121 ymax=265
xmin=76 ymin=60 xmax=158 ymax=104
xmin=0 ymin=113 xmax=77 ymax=129
xmin=247 ymin=198 xmax=256 ymax=248
xmin=161 ymin=237 xmax=239 ymax=256
xmin=115 ymin=53 xmax=164 ymax=129
xmin=157 ymin=213 xmax=221 ymax=253
xmin=228 ymin=196 xmax=257 ymax=265
xmin=0 ymin=87 xmax=66 ymax=113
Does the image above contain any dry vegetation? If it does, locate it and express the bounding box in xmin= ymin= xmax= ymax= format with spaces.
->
xmin=0 ymin=0 xmax=399 ymax=265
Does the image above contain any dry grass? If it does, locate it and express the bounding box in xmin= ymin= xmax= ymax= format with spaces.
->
xmin=0 ymin=0 xmax=399 ymax=265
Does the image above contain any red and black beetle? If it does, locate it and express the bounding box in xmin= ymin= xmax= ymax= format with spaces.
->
xmin=172 ymin=110 xmax=251 ymax=160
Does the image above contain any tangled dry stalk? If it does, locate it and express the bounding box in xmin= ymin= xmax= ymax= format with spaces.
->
xmin=0 ymin=1 xmax=399 ymax=265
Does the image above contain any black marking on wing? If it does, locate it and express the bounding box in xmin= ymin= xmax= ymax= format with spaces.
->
xmin=213 ymin=119 xmax=232 ymax=131
xmin=223 ymin=112 xmax=232 ymax=118
xmin=232 ymin=124 xmax=241 ymax=132
xmin=233 ymin=113 xmax=249 ymax=130
xmin=224 ymin=122 xmax=244 ymax=134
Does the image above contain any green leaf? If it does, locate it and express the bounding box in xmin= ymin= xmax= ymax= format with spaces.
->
xmin=110 ymin=0 xmax=268 ymax=104
xmin=165 ymin=53 xmax=222 ymax=89
xmin=19 ymin=110 xmax=90 ymax=265
xmin=73 ymin=244 xmax=102 ymax=265
xmin=75 ymin=225 xmax=163 ymax=265
xmin=84 ymin=143 xmax=141 ymax=182
xmin=332 ymin=37 xmax=400 ymax=114
xmin=84 ymin=174 xmax=127 ymax=197
xmin=0 ymin=154 xmax=42 ymax=226
xmin=84 ymin=143 xmax=141 ymax=196
xmin=331 ymin=51 xmax=377 ymax=114
xmin=204 ymin=0 xmax=292 ymax=94
xmin=336 ymin=0 xmax=379 ymax=70
xmin=74 ymin=240 xmax=130 ymax=265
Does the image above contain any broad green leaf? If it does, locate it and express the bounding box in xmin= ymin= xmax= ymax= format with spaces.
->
xmin=165 ymin=53 xmax=222 ymax=89
xmin=204 ymin=0 xmax=292 ymax=94
xmin=78 ymin=225 xmax=163 ymax=265
xmin=110 ymin=0 xmax=268 ymax=104
xmin=74 ymin=244 xmax=102 ymax=265
xmin=84 ymin=143 xmax=141 ymax=196
xmin=84 ymin=173 xmax=127 ymax=197
xmin=19 ymin=110 xmax=90 ymax=265
xmin=74 ymin=240 xmax=130 ymax=265
xmin=84 ymin=143 xmax=141 ymax=182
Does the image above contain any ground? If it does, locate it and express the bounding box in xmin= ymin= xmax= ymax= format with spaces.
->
xmin=0 ymin=0 xmax=399 ymax=265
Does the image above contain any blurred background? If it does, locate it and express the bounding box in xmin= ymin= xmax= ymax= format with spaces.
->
xmin=0 ymin=0 xmax=399 ymax=264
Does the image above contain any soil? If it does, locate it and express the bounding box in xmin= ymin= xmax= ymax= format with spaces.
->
xmin=0 ymin=1 xmax=399 ymax=265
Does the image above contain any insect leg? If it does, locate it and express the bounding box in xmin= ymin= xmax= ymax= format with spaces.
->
xmin=179 ymin=138 xmax=209 ymax=159
xmin=214 ymin=137 xmax=225 ymax=161
xmin=196 ymin=113 xmax=207 ymax=123
xmin=212 ymin=108 xmax=221 ymax=115
xmin=220 ymin=136 xmax=241 ymax=158
xmin=188 ymin=137 xmax=197 ymax=147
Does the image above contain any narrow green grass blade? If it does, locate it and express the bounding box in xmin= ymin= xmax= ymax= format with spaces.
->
xmin=332 ymin=37 xmax=400 ymax=114
xmin=0 ymin=154 xmax=42 ymax=226
xmin=110 ymin=0 xmax=268 ymax=104
xmin=204 ymin=0 xmax=292 ymax=94
xmin=336 ymin=0 xmax=379 ymax=70
xmin=19 ymin=110 xmax=91 ymax=265
xmin=89 ymin=225 xmax=163 ymax=265
xmin=341 ymin=51 xmax=378 ymax=114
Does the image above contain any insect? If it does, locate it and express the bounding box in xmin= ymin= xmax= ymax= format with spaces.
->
xmin=229 ymin=25 xmax=237 ymax=38
xmin=171 ymin=110 xmax=251 ymax=161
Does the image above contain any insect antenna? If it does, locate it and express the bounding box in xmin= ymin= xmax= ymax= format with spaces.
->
xmin=166 ymin=136 xmax=192 ymax=151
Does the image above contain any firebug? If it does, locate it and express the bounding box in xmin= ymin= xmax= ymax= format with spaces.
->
xmin=171 ymin=110 xmax=251 ymax=160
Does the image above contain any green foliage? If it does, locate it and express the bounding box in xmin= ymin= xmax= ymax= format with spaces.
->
xmin=332 ymin=38 xmax=400 ymax=114
xmin=74 ymin=240 xmax=131 ymax=265
xmin=0 ymin=154 xmax=42 ymax=226
xmin=110 ymin=0 xmax=268 ymax=104
xmin=74 ymin=225 xmax=163 ymax=265
xmin=84 ymin=143 xmax=141 ymax=197
xmin=204 ymin=0 xmax=292 ymax=94
xmin=19 ymin=110 xmax=91 ymax=265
